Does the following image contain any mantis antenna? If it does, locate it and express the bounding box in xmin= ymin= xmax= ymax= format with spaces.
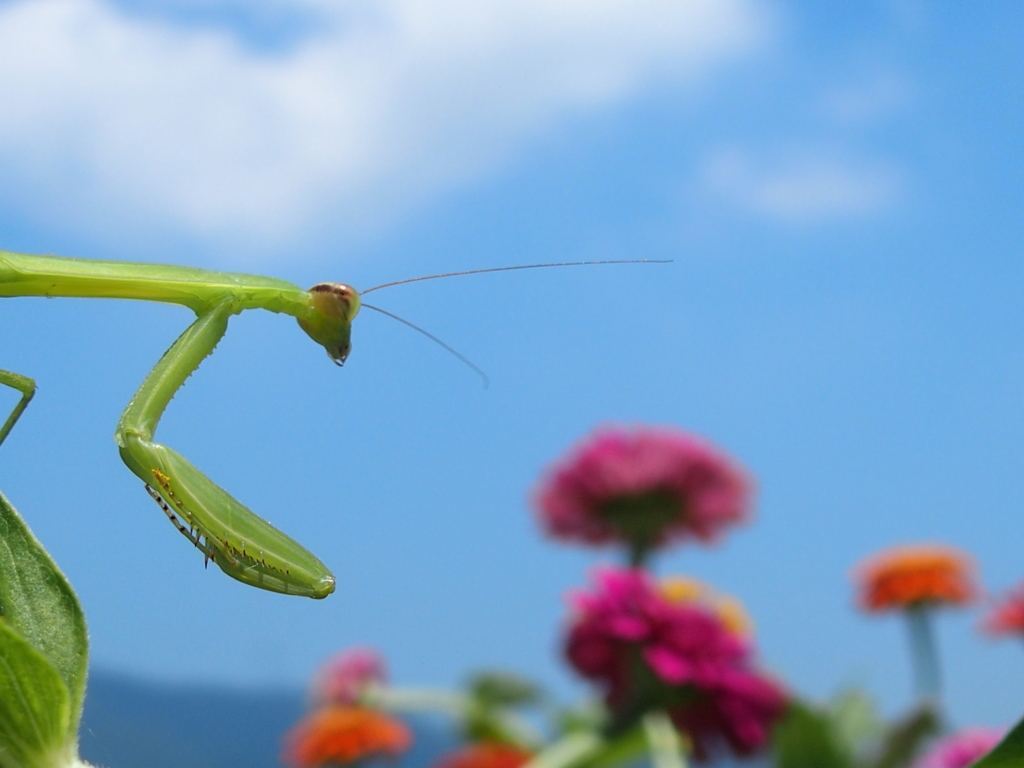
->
xmin=361 ymin=259 xmax=673 ymax=295
xmin=362 ymin=303 xmax=490 ymax=389
xmin=358 ymin=258 xmax=672 ymax=386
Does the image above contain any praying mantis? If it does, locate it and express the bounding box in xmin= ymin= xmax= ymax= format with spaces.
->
xmin=0 ymin=249 xmax=665 ymax=599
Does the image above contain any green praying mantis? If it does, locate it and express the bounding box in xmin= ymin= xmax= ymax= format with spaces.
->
xmin=0 ymin=249 xmax=666 ymax=600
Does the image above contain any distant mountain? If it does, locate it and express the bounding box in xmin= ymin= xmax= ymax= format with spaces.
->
xmin=78 ymin=671 xmax=749 ymax=768
xmin=79 ymin=670 xmax=458 ymax=768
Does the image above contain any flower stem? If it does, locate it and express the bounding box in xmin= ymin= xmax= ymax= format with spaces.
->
xmin=363 ymin=686 xmax=468 ymax=715
xmin=365 ymin=686 xmax=542 ymax=748
xmin=642 ymin=711 xmax=688 ymax=768
xmin=905 ymin=604 xmax=941 ymax=703
xmin=627 ymin=541 xmax=648 ymax=568
xmin=520 ymin=732 xmax=603 ymax=768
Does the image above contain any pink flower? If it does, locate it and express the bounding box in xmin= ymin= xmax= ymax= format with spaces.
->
xmin=534 ymin=426 xmax=751 ymax=559
xmin=982 ymin=581 xmax=1024 ymax=637
xmin=913 ymin=727 xmax=1005 ymax=768
xmin=565 ymin=568 xmax=785 ymax=762
xmin=312 ymin=647 xmax=387 ymax=707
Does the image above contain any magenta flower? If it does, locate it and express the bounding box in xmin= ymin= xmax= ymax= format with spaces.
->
xmin=913 ymin=727 xmax=1006 ymax=768
xmin=311 ymin=647 xmax=387 ymax=707
xmin=565 ymin=568 xmax=785 ymax=762
xmin=534 ymin=426 xmax=751 ymax=563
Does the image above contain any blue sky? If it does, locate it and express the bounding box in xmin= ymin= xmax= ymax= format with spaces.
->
xmin=1 ymin=0 xmax=1023 ymax=733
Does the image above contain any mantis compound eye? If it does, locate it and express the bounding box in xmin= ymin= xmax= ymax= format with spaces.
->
xmin=309 ymin=283 xmax=361 ymax=321
xmin=297 ymin=283 xmax=361 ymax=365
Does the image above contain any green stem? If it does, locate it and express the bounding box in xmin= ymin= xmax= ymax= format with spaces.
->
xmin=520 ymin=732 xmax=603 ymax=768
xmin=905 ymin=605 xmax=941 ymax=703
xmin=642 ymin=711 xmax=688 ymax=768
xmin=627 ymin=541 xmax=648 ymax=568
xmin=365 ymin=686 xmax=543 ymax=747
xmin=362 ymin=686 xmax=468 ymax=715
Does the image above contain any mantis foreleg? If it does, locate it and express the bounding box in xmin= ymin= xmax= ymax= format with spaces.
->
xmin=114 ymin=304 xmax=335 ymax=598
xmin=0 ymin=370 xmax=36 ymax=450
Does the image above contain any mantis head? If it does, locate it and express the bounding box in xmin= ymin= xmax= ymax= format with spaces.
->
xmin=298 ymin=283 xmax=362 ymax=365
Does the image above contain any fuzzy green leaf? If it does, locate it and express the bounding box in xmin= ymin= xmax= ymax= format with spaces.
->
xmin=0 ymin=618 xmax=73 ymax=768
xmin=0 ymin=490 xmax=88 ymax=736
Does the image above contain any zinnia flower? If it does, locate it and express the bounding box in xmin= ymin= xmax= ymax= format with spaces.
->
xmin=534 ymin=426 xmax=751 ymax=563
xmin=855 ymin=545 xmax=977 ymax=612
xmin=430 ymin=742 xmax=533 ymax=768
xmin=312 ymin=647 xmax=388 ymax=706
xmin=661 ymin=577 xmax=754 ymax=639
xmin=282 ymin=706 xmax=412 ymax=767
xmin=981 ymin=581 xmax=1024 ymax=637
xmin=565 ymin=568 xmax=785 ymax=762
xmin=854 ymin=544 xmax=976 ymax=702
xmin=912 ymin=727 xmax=1005 ymax=768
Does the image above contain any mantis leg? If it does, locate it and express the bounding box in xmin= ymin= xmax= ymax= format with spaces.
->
xmin=115 ymin=303 xmax=335 ymax=599
xmin=0 ymin=370 xmax=36 ymax=450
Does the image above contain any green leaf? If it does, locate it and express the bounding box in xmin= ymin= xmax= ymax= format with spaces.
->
xmin=469 ymin=672 xmax=543 ymax=707
xmin=773 ymin=701 xmax=854 ymax=768
xmin=0 ymin=490 xmax=88 ymax=736
xmin=0 ymin=618 xmax=73 ymax=768
xmin=972 ymin=713 xmax=1024 ymax=768
xmin=556 ymin=702 xmax=605 ymax=736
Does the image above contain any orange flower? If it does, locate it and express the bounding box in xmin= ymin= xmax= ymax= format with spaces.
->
xmin=431 ymin=743 xmax=533 ymax=768
xmin=854 ymin=544 xmax=977 ymax=612
xmin=282 ymin=706 xmax=412 ymax=767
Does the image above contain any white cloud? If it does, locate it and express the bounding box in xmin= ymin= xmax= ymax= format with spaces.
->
xmin=823 ymin=70 xmax=911 ymax=124
xmin=701 ymin=148 xmax=903 ymax=223
xmin=0 ymin=0 xmax=767 ymax=256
